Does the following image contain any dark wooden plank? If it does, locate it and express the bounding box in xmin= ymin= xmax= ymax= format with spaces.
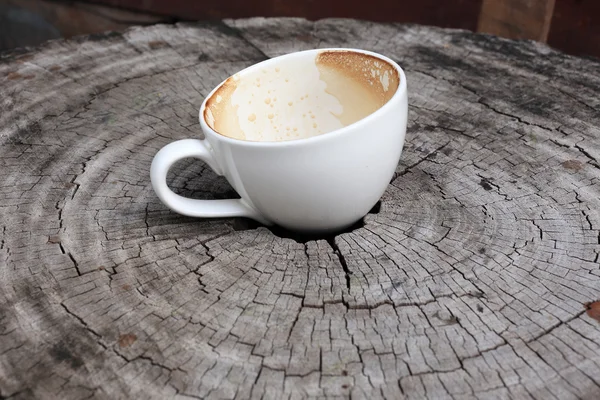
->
xmin=0 ymin=0 xmax=169 ymax=50
xmin=548 ymin=0 xmax=600 ymax=59
xmin=86 ymin=0 xmax=483 ymax=29
xmin=477 ymin=0 xmax=556 ymax=42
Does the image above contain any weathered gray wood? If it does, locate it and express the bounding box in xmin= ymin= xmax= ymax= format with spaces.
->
xmin=1 ymin=17 xmax=600 ymax=399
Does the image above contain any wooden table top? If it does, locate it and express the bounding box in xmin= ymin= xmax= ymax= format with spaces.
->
xmin=1 ymin=17 xmax=599 ymax=400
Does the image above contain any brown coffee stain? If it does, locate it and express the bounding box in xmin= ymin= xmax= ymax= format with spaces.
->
xmin=315 ymin=50 xmax=400 ymax=103
xmin=122 ymin=284 xmax=131 ymax=291
xmin=204 ymin=75 xmax=245 ymax=140
xmin=204 ymin=50 xmax=400 ymax=141
xmin=148 ymin=41 xmax=168 ymax=49
xmin=118 ymin=333 xmax=137 ymax=348
xmin=585 ymin=301 xmax=600 ymax=323
xmin=315 ymin=50 xmax=400 ymax=127
xmin=562 ymin=159 xmax=584 ymax=171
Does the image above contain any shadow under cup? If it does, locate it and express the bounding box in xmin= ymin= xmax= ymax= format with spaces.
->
xmin=203 ymin=49 xmax=401 ymax=142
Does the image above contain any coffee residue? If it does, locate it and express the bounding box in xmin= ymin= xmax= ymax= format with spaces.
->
xmin=204 ymin=74 xmax=246 ymax=140
xmin=314 ymin=50 xmax=400 ymax=127
xmin=204 ymin=50 xmax=400 ymax=142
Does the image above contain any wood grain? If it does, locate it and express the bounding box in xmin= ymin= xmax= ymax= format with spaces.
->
xmin=1 ymin=18 xmax=600 ymax=399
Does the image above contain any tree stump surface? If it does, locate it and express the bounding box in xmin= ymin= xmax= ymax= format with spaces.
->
xmin=1 ymin=17 xmax=600 ymax=400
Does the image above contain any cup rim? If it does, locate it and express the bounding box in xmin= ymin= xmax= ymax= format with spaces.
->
xmin=198 ymin=47 xmax=407 ymax=147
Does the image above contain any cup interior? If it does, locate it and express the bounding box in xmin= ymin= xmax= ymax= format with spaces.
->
xmin=203 ymin=49 xmax=400 ymax=142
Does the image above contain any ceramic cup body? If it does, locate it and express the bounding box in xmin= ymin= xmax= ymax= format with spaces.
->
xmin=150 ymin=48 xmax=408 ymax=233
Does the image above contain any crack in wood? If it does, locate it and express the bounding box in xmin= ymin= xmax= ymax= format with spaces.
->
xmin=326 ymin=238 xmax=352 ymax=291
xmin=575 ymin=143 xmax=600 ymax=170
xmin=393 ymin=142 xmax=451 ymax=182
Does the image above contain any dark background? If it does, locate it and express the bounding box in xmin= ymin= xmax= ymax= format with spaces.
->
xmin=1 ymin=0 xmax=599 ymax=59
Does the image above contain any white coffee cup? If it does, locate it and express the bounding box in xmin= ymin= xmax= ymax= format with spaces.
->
xmin=150 ymin=48 xmax=408 ymax=233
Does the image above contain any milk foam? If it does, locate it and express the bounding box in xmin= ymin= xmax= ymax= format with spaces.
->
xmin=204 ymin=51 xmax=399 ymax=142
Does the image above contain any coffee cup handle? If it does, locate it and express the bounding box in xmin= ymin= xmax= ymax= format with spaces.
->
xmin=150 ymin=139 xmax=268 ymax=223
